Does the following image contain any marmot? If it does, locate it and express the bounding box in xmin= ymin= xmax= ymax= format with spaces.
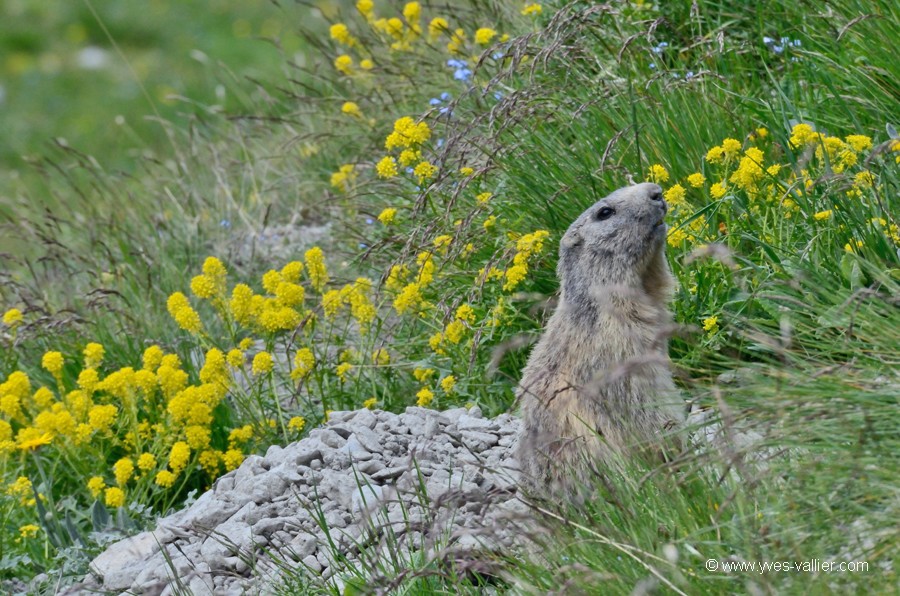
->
xmin=515 ymin=182 xmax=684 ymax=496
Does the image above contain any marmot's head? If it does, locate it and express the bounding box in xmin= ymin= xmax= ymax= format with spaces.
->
xmin=558 ymin=182 xmax=670 ymax=298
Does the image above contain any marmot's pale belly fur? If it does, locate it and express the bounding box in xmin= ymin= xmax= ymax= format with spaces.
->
xmin=516 ymin=182 xmax=684 ymax=495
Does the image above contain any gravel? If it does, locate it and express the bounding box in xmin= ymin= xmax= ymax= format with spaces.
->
xmin=74 ymin=407 xmax=523 ymax=595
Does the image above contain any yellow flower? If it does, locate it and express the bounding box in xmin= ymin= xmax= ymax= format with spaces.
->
xmin=398 ymin=149 xmax=421 ymax=167
xmin=18 ymin=524 xmax=40 ymax=540
xmin=137 ymin=453 xmax=157 ymax=471
xmin=416 ymin=387 xmax=434 ymax=407
xmin=87 ymin=476 xmax=106 ymax=498
xmin=393 ymin=283 xmax=425 ymax=315
xmin=475 ymin=27 xmax=497 ymax=45
xmin=228 ymin=425 xmax=253 ymax=446
xmin=483 ymin=215 xmax=497 ymax=231
xmin=81 ymin=343 xmax=104 ymax=369
xmin=473 ymin=192 xmax=493 ymax=205
xmin=154 ymin=470 xmax=176 ymax=488
xmin=330 ymin=23 xmax=357 ymax=47
xmin=6 ymin=476 xmax=32 ymax=499
xmin=447 ymin=28 xmax=467 ymax=53
xmin=336 ymin=362 xmax=353 ymax=382
xmin=721 ymin=138 xmax=743 ymax=159
xmin=190 ymin=275 xmax=217 ymax=299
xmin=413 ymin=368 xmax=435 ymax=383
xmin=142 ymin=345 xmax=164 ymax=371
xmin=378 ymin=207 xmax=397 ymax=225
xmin=687 ymin=173 xmax=706 ymax=188
xmin=168 ymin=441 xmax=191 ymax=474
xmin=3 ymin=308 xmax=23 ymax=327
xmin=288 ymin=416 xmax=306 ymax=432
xmin=202 ymin=256 xmax=227 ymax=281
xmin=729 ymin=147 xmax=766 ymax=192
xmin=363 ymin=398 xmax=377 ymax=409
xmin=360 ymin=58 xmax=374 ymax=70
xmin=444 ymin=320 xmax=466 ymax=344
xmin=304 ymin=247 xmax=329 ymax=293
xmin=386 ymin=117 xmax=431 ymax=149
xmin=356 ymin=0 xmax=374 ymax=19
xmin=223 ymin=449 xmax=244 ymax=471
xmin=75 ymin=368 xmax=99 ymax=394
xmin=814 ymin=210 xmax=832 ymax=221
xmin=372 ymin=348 xmax=390 ymax=366
xmin=503 ymin=264 xmax=528 ymax=291
xmin=854 ymin=170 xmax=875 ymax=188
xmin=334 ymin=54 xmax=353 ymax=75
xmin=702 ymin=316 xmax=719 ymax=333
xmin=440 ymin=375 xmax=456 ymax=393
xmin=428 ymin=17 xmax=448 ymax=39
xmin=710 ymin=182 xmax=727 ymax=199
xmin=664 ymin=184 xmax=687 ymax=207
xmin=17 ymin=429 xmax=52 ymax=450
xmin=789 ymin=123 xmax=817 ymax=147
xmin=844 ymin=239 xmax=864 ymax=253
xmin=376 ymin=156 xmax=398 ymax=179
xmin=705 ymin=145 xmax=725 ymax=164
xmin=755 ymin=127 xmax=769 ymax=139
xmin=431 ymin=332 xmax=446 ymax=355
xmin=433 ymin=234 xmax=453 ymax=255
xmin=42 ymin=351 xmax=64 ymax=376
xmin=226 ymin=349 xmax=244 ymax=368
xmin=414 ymin=161 xmax=438 ymax=184
xmin=460 ymin=166 xmax=474 ymax=177
xmin=114 ymin=457 xmax=135 ymax=486
xmin=291 ymin=348 xmax=315 ymax=381
xmin=104 ymin=487 xmax=125 ymax=508
xmin=647 ymin=164 xmax=669 ymax=183
xmin=845 ymin=135 xmax=872 ymax=152
xmin=251 ymin=352 xmax=274 ymax=375
xmin=0 ymin=393 xmax=21 ymax=419
xmin=166 ymin=292 xmax=203 ymax=334
xmin=330 ymin=164 xmax=357 ymax=192
xmin=455 ymin=304 xmax=476 ymax=324
xmin=341 ymin=101 xmax=362 ymax=117
xmin=403 ymin=1 xmax=421 ymax=22
xmin=522 ymin=3 xmax=542 ymax=15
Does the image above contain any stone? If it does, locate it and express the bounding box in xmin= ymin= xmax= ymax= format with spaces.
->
xmin=90 ymin=530 xmax=162 ymax=591
xmin=370 ymin=466 xmax=406 ymax=483
xmin=341 ymin=435 xmax=373 ymax=461
xmin=81 ymin=408 xmax=524 ymax=595
xmin=302 ymin=554 xmax=322 ymax=573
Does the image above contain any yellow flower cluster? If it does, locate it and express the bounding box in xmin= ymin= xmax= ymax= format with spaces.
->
xmin=662 ymin=124 xmax=888 ymax=250
xmin=2 ymin=308 xmax=24 ymax=328
xmin=503 ymin=230 xmax=550 ymax=291
xmin=167 ymin=292 xmax=202 ymax=334
xmin=330 ymin=164 xmax=357 ymax=192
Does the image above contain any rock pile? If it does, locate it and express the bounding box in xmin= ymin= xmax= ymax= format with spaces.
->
xmin=79 ymin=407 xmax=523 ymax=595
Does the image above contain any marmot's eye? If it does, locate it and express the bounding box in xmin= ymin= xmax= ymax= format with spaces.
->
xmin=595 ymin=206 xmax=615 ymax=221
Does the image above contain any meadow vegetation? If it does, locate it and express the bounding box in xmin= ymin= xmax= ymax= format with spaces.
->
xmin=0 ymin=0 xmax=897 ymax=592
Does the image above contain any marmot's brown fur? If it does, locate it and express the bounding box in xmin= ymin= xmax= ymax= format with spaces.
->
xmin=515 ymin=182 xmax=684 ymax=496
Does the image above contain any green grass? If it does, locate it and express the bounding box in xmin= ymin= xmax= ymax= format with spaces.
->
xmin=1 ymin=0 xmax=898 ymax=592
xmin=0 ymin=0 xmax=301 ymax=173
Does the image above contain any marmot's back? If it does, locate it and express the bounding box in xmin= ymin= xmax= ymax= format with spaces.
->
xmin=515 ymin=183 xmax=684 ymax=496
